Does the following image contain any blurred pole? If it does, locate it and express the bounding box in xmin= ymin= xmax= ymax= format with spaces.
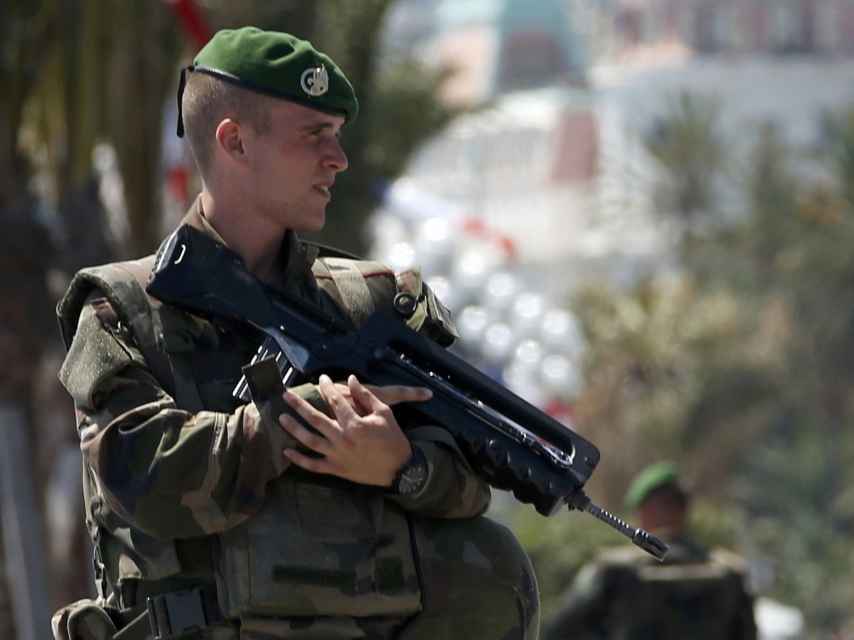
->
xmin=0 ymin=404 xmax=51 ymax=640
xmin=164 ymin=0 xmax=212 ymax=49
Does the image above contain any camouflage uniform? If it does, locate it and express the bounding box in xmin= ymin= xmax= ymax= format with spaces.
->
xmin=542 ymin=535 xmax=755 ymax=640
xmin=53 ymin=201 xmax=539 ymax=639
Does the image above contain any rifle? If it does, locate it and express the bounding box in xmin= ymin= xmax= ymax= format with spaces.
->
xmin=147 ymin=224 xmax=668 ymax=560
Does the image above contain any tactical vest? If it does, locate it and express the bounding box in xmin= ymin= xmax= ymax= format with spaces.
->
xmin=598 ymin=544 xmax=750 ymax=640
xmin=57 ymin=248 xmax=457 ymax=622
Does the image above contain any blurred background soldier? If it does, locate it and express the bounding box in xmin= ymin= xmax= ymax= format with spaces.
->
xmin=543 ymin=461 xmax=757 ymax=640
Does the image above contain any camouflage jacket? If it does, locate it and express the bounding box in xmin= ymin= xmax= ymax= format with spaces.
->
xmin=543 ymin=535 xmax=757 ymax=640
xmin=56 ymin=199 xmax=491 ymax=621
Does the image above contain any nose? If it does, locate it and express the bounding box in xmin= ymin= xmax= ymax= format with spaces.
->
xmin=324 ymin=138 xmax=349 ymax=173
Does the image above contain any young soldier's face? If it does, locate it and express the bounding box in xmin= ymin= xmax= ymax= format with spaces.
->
xmin=245 ymin=100 xmax=348 ymax=232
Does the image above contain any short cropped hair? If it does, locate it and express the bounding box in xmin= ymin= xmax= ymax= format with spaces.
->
xmin=181 ymin=71 xmax=273 ymax=177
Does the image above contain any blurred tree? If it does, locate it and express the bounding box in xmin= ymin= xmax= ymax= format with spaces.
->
xmin=108 ymin=2 xmax=182 ymax=257
xmin=732 ymin=113 xmax=854 ymax=633
xmin=53 ymin=0 xmax=116 ymax=269
xmin=644 ymin=92 xmax=725 ymax=227
xmin=23 ymin=0 xmax=179 ymax=262
xmin=650 ymin=116 xmax=854 ymax=632
xmin=0 ymin=2 xmax=60 ymax=637
xmin=819 ymin=107 xmax=854 ymax=207
xmin=570 ymin=276 xmax=777 ymax=506
xmin=0 ymin=0 xmax=58 ymax=398
xmin=518 ymin=100 xmax=854 ymax=637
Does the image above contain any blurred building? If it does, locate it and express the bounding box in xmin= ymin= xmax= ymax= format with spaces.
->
xmin=385 ymin=0 xmax=589 ymax=107
xmin=372 ymin=0 xmax=854 ymax=412
xmin=378 ymin=0 xmax=854 ymax=282
xmin=602 ymin=0 xmax=854 ymax=58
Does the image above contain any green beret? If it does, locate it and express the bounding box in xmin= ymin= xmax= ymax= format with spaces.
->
xmin=624 ymin=461 xmax=682 ymax=511
xmin=177 ymin=26 xmax=358 ymax=137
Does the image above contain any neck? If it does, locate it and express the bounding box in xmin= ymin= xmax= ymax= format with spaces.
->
xmin=199 ymin=190 xmax=286 ymax=285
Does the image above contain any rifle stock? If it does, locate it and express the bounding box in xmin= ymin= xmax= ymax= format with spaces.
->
xmin=147 ymin=224 xmax=668 ymax=560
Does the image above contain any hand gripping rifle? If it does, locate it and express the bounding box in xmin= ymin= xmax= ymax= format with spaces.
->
xmin=148 ymin=224 xmax=668 ymax=560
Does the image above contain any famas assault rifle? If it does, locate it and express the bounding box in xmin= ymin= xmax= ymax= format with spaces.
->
xmin=148 ymin=224 xmax=668 ymax=560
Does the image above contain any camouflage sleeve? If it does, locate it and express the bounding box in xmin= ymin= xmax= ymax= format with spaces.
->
xmin=59 ymin=299 xmax=311 ymax=540
xmin=388 ymin=426 xmax=491 ymax=518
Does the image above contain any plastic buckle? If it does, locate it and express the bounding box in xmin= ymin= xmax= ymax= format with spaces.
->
xmin=146 ymin=588 xmax=207 ymax=640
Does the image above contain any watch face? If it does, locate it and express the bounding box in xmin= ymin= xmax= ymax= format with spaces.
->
xmin=398 ymin=462 xmax=428 ymax=495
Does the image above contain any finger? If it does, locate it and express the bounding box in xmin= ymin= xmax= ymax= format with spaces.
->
xmin=348 ymin=375 xmax=391 ymax=414
xmin=347 ymin=375 xmax=377 ymax=415
xmin=284 ymin=390 xmax=341 ymax=440
xmin=279 ymin=414 xmax=331 ymax=455
xmin=283 ymin=448 xmax=335 ymax=475
xmin=368 ymin=383 xmax=433 ymax=406
xmin=317 ymin=374 xmax=359 ymax=425
xmin=332 ymin=381 xmax=372 ymax=416
xmin=334 ymin=382 xmax=353 ymax=399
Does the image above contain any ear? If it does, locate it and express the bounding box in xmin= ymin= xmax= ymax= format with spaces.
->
xmin=214 ymin=118 xmax=247 ymax=165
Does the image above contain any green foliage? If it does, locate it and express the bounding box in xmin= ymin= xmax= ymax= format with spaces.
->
xmin=693 ymin=112 xmax=854 ymax=633
xmin=643 ymin=92 xmax=725 ymax=224
xmin=0 ymin=0 xmax=56 ymax=204
xmin=546 ymin=100 xmax=854 ymax=636
xmin=568 ymin=276 xmax=775 ymax=507
xmin=512 ymin=507 xmax=626 ymax=619
xmin=819 ymin=107 xmax=854 ymax=206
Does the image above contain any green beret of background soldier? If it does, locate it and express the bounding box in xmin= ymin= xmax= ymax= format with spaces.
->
xmin=51 ymin=27 xmax=539 ymax=640
xmin=542 ymin=462 xmax=757 ymax=640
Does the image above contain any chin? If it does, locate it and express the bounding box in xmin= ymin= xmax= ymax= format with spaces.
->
xmin=297 ymin=212 xmax=326 ymax=233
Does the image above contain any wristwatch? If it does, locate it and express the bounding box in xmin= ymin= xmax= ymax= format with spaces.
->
xmin=390 ymin=445 xmax=429 ymax=496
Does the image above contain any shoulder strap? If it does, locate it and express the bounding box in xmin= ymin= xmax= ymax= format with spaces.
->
xmin=310 ymin=256 xmax=459 ymax=346
xmin=57 ymin=257 xmax=189 ymax=404
xmin=58 ymin=258 xmax=155 ymax=349
xmin=311 ymin=257 xmax=398 ymax=328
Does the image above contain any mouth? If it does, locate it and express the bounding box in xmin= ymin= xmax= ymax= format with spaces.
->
xmin=314 ymin=184 xmax=332 ymax=199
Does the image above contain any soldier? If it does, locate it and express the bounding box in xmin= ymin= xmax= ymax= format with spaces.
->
xmin=52 ymin=27 xmax=539 ymax=640
xmin=543 ymin=462 xmax=756 ymax=640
